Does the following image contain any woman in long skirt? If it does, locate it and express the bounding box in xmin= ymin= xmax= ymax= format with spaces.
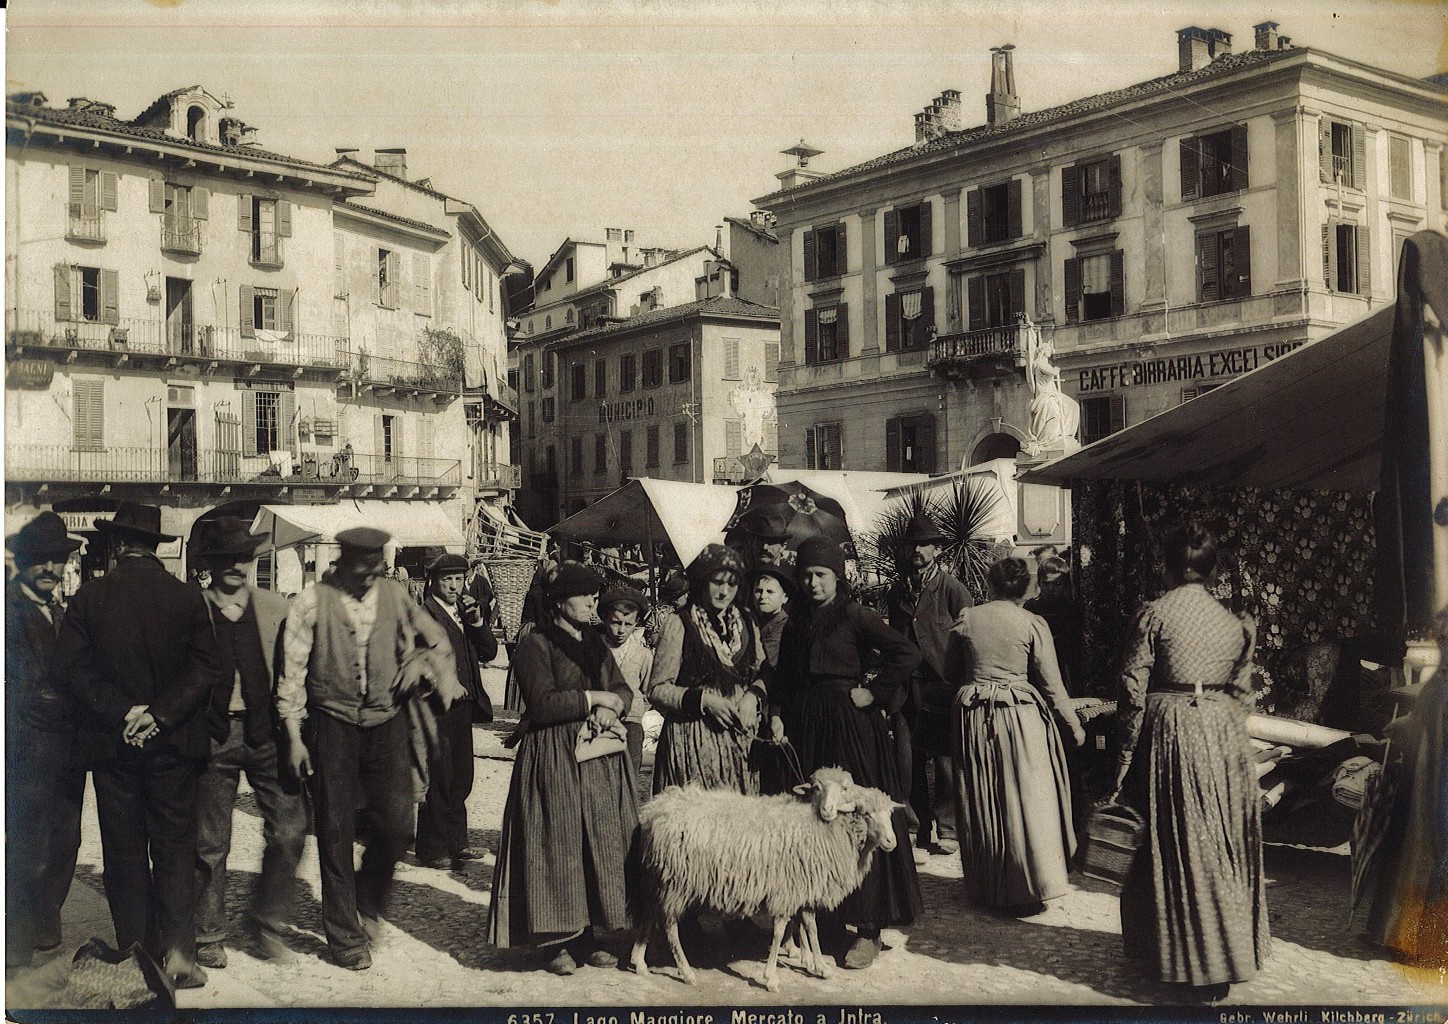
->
xmin=1111 ymin=523 xmax=1270 ymax=999
xmin=487 ymin=562 xmax=639 ymax=976
xmin=947 ymin=557 xmax=1086 ymax=912
xmin=771 ymin=538 xmax=923 ymax=969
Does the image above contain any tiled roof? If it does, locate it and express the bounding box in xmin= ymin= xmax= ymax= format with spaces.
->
xmin=7 ymin=97 xmax=375 ymax=181
xmin=556 ymin=295 xmax=779 ymax=346
xmin=761 ymin=48 xmax=1302 ymax=201
xmin=725 ymin=215 xmax=779 ymax=243
xmin=335 ymin=200 xmax=448 ymax=236
xmin=333 ymin=155 xmax=460 ymax=203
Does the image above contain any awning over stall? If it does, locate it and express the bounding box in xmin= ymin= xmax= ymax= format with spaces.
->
xmin=1021 ymin=304 xmax=1396 ymax=493
xmin=251 ymin=500 xmax=465 ymax=550
xmin=548 ymin=478 xmax=740 ymax=567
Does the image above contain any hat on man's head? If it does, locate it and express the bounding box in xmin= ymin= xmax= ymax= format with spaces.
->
xmin=194 ymin=517 xmax=270 ymax=559
xmin=546 ymin=561 xmax=601 ymax=599
xmin=599 ymin=586 xmax=649 ymax=617
xmin=659 ymin=572 xmax=689 ymax=604
xmin=427 ymin=552 xmax=470 ymax=576
xmin=744 ymin=564 xmax=795 ymax=597
xmin=795 ymin=537 xmax=846 ymax=581
xmin=741 ymin=507 xmax=791 ymax=543
xmin=336 ymin=526 xmax=391 ymax=553
xmin=94 ymin=501 xmax=176 ymax=544
xmin=900 ymin=511 xmax=950 ymax=545
xmin=6 ymin=511 xmax=82 ymax=562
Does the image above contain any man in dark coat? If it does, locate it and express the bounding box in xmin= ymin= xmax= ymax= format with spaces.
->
xmin=50 ymin=502 xmax=220 ymax=988
xmin=191 ymin=519 xmax=306 ymax=969
xmin=5 ymin=512 xmax=85 ymax=969
xmin=416 ymin=552 xmax=499 ymax=870
xmin=886 ymin=512 xmax=973 ymax=858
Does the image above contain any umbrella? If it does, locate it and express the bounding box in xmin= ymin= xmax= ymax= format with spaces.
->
xmin=727 ymin=480 xmax=855 ymax=557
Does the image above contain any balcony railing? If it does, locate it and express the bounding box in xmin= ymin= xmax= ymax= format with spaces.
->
xmin=489 ymin=376 xmax=520 ymax=416
xmin=1080 ymin=191 xmax=1112 ymax=223
xmin=477 ymin=464 xmax=522 ymax=490
xmin=66 ymin=206 xmax=104 ymax=242
xmin=250 ymin=239 xmax=282 ymax=268
xmin=162 ymin=217 xmax=202 ymax=255
xmin=930 ymin=322 xmax=1028 ymax=363
xmin=345 ymin=350 xmax=463 ymax=394
xmin=1330 ymin=153 xmax=1355 ymax=186
xmin=347 ymin=452 xmax=462 ymax=487
xmin=6 ymin=444 xmax=263 ymax=485
xmin=8 ymin=309 xmax=347 ymax=370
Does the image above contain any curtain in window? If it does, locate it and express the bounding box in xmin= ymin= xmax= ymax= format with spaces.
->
xmin=1080 ymin=254 xmax=1111 ymax=294
xmin=817 ymin=306 xmax=838 ymax=325
xmin=901 ymin=291 xmax=922 ymax=321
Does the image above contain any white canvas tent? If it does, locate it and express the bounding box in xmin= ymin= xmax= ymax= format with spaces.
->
xmin=548 ymin=478 xmax=740 ymax=567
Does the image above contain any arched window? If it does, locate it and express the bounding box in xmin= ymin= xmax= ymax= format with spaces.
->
xmin=187 ymin=106 xmax=206 ymax=142
xmin=566 ymin=308 xmax=574 ymax=323
xmin=545 ymin=315 xmax=553 ymax=330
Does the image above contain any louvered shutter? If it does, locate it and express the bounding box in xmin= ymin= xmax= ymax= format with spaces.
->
xmin=278 ymin=390 xmax=296 ymax=450
xmin=883 ymin=209 xmax=899 ymax=266
xmin=966 ymin=187 xmax=982 ymax=246
xmin=885 ymin=292 xmax=901 ymax=352
xmin=72 ymin=379 xmax=97 ymax=450
xmin=725 ymin=419 xmax=742 ymax=457
xmin=1319 ymin=119 xmax=1333 ymax=182
xmin=832 ymin=225 xmax=847 ymax=276
xmin=413 ymin=254 xmax=431 ymax=314
xmin=149 ymin=178 xmax=166 ymax=214
xmin=1230 ymin=124 xmax=1249 ymax=193
xmin=190 ymin=186 xmax=208 ymax=220
xmin=419 ymin=417 xmax=434 ymax=461
xmin=374 ymin=248 xmax=384 ymax=305
xmin=805 ymin=428 xmax=817 ymax=470
xmin=1109 ymin=395 xmax=1127 ymax=435
xmin=387 ymin=251 xmax=401 ymax=307
xmin=1107 ymin=155 xmax=1123 ymax=218
xmin=280 ymin=288 xmax=296 ymax=337
xmin=100 ymin=269 xmax=119 ymax=325
xmin=1198 ymin=230 xmax=1220 ymax=302
xmin=242 ymin=391 xmax=258 ymax=456
xmin=375 ymin=415 xmax=386 ymax=464
xmin=918 ymin=202 xmax=933 ymax=257
xmin=917 ymin=416 xmax=936 ymax=473
xmin=803 ymin=229 xmax=818 ymax=282
xmin=919 ymin=287 xmax=935 ymax=345
xmin=54 ymin=264 xmax=73 ymax=321
xmin=1356 ymin=223 xmax=1371 ymax=295
xmin=835 ymin=304 xmax=849 ymax=355
xmin=1179 ymin=138 xmax=1200 ymax=201
xmin=825 ymin=424 xmax=841 ymax=469
xmin=1351 ymin=123 xmax=1367 ymax=191
xmin=1061 ymin=165 xmax=1080 ymax=227
xmin=334 ymin=234 xmax=346 ymax=295
xmin=238 ymin=193 xmax=252 ymax=232
xmin=1063 ymin=257 xmax=1081 ymax=323
xmin=804 ymin=308 xmax=819 ymax=364
xmin=1109 ymin=251 xmax=1125 ymax=317
xmin=885 ymin=417 xmax=901 ymax=472
xmin=725 ymin=337 xmax=740 ymax=379
xmin=1390 ymin=136 xmax=1412 ymax=200
xmin=240 ymin=284 xmax=255 ymax=337
xmin=1006 ymin=178 xmax=1023 ymax=239
xmin=1233 ymin=225 xmax=1252 ymax=298
xmin=1323 ymin=222 xmax=1335 ymax=287
xmin=967 ymin=275 xmax=985 ymax=331
xmin=461 ymin=241 xmax=471 ymax=289
xmin=1008 ymin=268 xmax=1025 ymax=318
xmin=764 ymin=342 xmax=779 ymax=381
xmin=276 ymin=200 xmax=292 ymax=238
xmin=68 ymin=166 xmax=86 ymax=215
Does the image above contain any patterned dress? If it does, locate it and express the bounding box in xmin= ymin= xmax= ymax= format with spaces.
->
xmin=1116 ymin=583 xmax=1270 ymax=986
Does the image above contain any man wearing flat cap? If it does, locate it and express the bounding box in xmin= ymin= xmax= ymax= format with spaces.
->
xmin=416 ymin=552 xmax=499 ymax=870
xmin=50 ymin=501 xmax=220 ymax=988
xmin=277 ymin=526 xmax=457 ymax=970
xmin=191 ymin=519 xmax=305 ymax=969
xmin=5 ymin=512 xmax=84 ymax=969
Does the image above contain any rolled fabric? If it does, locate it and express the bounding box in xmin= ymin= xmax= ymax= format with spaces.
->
xmin=1247 ymin=713 xmax=1352 ymax=750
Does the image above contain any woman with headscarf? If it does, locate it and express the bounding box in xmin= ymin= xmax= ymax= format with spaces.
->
xmin=1111 ymin=523 xmax=1269 ymax=1000
xmin=946 ymin=557 xmax=1085 ymax=913
xmin=487 ymin=562 xmax=638 ymax=976
xmin=645 ymin=543 xmax=765 ymax=795
xmin=770 ymin=538 xmax=923 ymax=969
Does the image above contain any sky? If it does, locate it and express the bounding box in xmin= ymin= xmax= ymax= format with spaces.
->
xmin=5 ymin=0 xmax=1446 ymax=270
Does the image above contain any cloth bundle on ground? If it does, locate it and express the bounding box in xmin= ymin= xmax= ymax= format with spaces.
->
xmin=6 ymin=940 xmax=175 ymax=1011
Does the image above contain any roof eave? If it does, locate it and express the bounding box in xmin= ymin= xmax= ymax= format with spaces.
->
xmin=334 ymin=202 xmax=451 ymax=241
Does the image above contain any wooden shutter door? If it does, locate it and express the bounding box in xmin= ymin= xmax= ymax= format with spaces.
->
xmin=918 ymin=202 xmax=933 ymax=257
xmin=920 ymin=287 xmax=935 ymax=343
xmin=1063 ymin=257 xmax=1081 ymax=322
xmin=276 ymin=200 xmax=293 ymax=238
xmin=1198 ymin=230 xmax=1220 ymax=302
xmin=884 ymin=292 xmax=901 ymax=352
xmin=804 ymin=308 xmax=819 ymax=364
xmin=149 ymin=178 xmax=166 ymax=214
xmin=100 ymin=270 xmax=119 ymax=325
xmin=966 ymin=275 xmax=986 ymax=331
xmin=1008 ymin=269 xmax=1025 ymax=318
xmin=1109 ymin=250 xmax=1126 ymax=317
xmin=54 ymin=264 xmax=72 ymax=321
xmin=805 ymin=428 xmax=817 ymax=470
xmin=1107 ymin=155 xmax=1123 ymax=217
xmin=1319 ymin=119 xmax=1333 ymax=182
xmin=1350 ymin=123 xmax=1367 ymax=191
xmin=1233 ymin=225 xmax=1253 ymax=297
xmin=825 ymin=424 xmax=841 ymax=469
xmin=1109 ymin=395 xmax=1127 ymax=434
xmin=375 ymin=415 xmax=387 ymax=464
xmin=835 ymin=304 xmax=849 ymax=354
xmin=1179 ymin=138 xmax=1200 ymax=201
xmin=238 ymin=193 xmax=252 ymax=232
xmin=725 ymin=338 xmax=739 ymax=379
xmin=280 ymin=289 xmax=296 ymax=337
xmin=1356 ymin=224 xmax=1371 ymax=295
xmin=68 ymin=166 xmax=86 ymax=215
xmin=72 ymin=379 xmax=91 ymax=450
xmin=803 ymin=229 xmax=818 ymax=282
xmin=242 ymin=391 xmax=258 ymax=456
xmin=1323 ymin=222 xmax=1337 ymax=288
xmin=240 ymin=285 xmax=255 ymax=337
xmin=1230 ymin=124 xmax=1249 ymax=193
xmin=387 ymin=251 xmax=401 ymax=307
xmin=917 ymin=415 xmax=936 ymax=473
xmin=279 ymin=390 xmax=296 ymax=450
xmin=726 ymin=420 xmax=742 ymax=457
xmin=833 ymin=225 xmax=848 ymax=276
xmin=1006 ymin=178 xmax=1023 ymax=239
xmin=885 ymin=417 xmax=901 ymax=472
xmin=413 ymin=254 xmax=430 ymax=314
xmin=966 ymin=187 xmax=982 ymax=246
xmin=1061 ymin=165 xmax=1080 ymax=227
xmin=883 ymin=209 xmax=899 ymax=265
xmin=190 ymin=187 xmax=208 ymax=220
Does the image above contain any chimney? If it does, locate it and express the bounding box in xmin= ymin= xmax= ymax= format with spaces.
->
xmin=1253 ymin=21 xmax=1278 ymax=50
xmin=986 ymin=46 xmax=1020 ymax=126
xmin=1177 ymin=27 xmax=1231 ymax=72
xmin=937 ymin=89 xmax=962 ymax=131
xmin=775 ymin=139 xmax=826 ymax=189
xmin=335 ymin=147 xmax=360 ymax=160
xmin=715 ymin=224 xmax=724 ymax=252
xmin=374 ymin=147 xmax=407 ymax=179
xmin=67 ymin=97 xmax=116 ymax=118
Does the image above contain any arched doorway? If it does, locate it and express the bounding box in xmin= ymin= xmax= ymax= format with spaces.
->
xmin=971 ymin=432 xmax=1021 ymax=463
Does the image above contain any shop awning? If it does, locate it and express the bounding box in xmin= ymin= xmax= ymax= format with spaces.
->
xmin=251 ymin=500 xmax=465 ymax=550
xmin=1021 ymin=304 xmax=1396 ymax=493
xmin=548 ymin=478 xmax=740 ymax=566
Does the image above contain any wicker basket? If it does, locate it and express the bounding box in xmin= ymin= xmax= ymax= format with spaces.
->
xmin=483 ymin=558 xmax=539 ymax=643
xmin=1080 ymin=802 xmax=1146 ymax=886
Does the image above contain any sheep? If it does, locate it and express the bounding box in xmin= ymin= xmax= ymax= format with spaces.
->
xmin=629 ymin=776 xmax=903 ymax=992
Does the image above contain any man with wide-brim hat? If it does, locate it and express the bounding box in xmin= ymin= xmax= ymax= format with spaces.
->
xmin=885 ymin=510 xmax=973 ymax=860
xmin=733 ymin=506 xmax=794 ymax=569
xmin=50 ymin=501 xmax=220 ymax=988
xmin=5 ymin=512 xmax=85 ymax=969
xmin=276 ymin=525 xmax=461 ymax=971
xmin=415 ymin=551 xmax=499 ymax=870
xmin=190 ymin=518 xmax=305 ymax=969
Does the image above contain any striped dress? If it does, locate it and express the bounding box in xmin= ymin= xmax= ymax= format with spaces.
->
xmin=1116 ymin=583 xmax=1270 ymax=986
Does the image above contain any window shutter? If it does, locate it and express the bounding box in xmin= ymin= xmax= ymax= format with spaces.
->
xmin=1390 ymin=136 xmax=1412 ymax=199
xmin=413 ymin=254 xmax=430 ymax=314
xmin=72 ymin=379 xmax=95 ymax=450
xmin=805 ymin=428 xmax=817 ymax=470
xmin=54 ymin=264 xmax=73 ymax=321
xmin=885 ymin=292 xmax=901 ymax=352
xmin=276 ymin=200 xmax=293 ymax=238
xmin=461 ymin=242 xmax=471 ymax=289
xmin=1109 ymin=250 xmax=1125 ymax=318
xmin=1109 ymin=395 xmax=1127 ymax=434
xmin=278 ymin=390 xmax=296 ymax=450
xmin=1197 ymin=230 xmax=1220 ymax=302
xmin=833 ymin=225 xmax=848 ymax=276
xmin=149 ymin=177 xmax=166 ymax=214
xmin=804 ymin=308 xmax=819 ymax=364
xmin=240 ymin=284 xmax=255 ymax=337
xmin=387 ymin=250 xmax=400 ymax=307
xmin=334 ymin=234 xmax=345 ymax=295
xmin=238 ymin=193 xmax=252 ymax=232
xmin=883 ymin=209 xmax=899 ymax=266
xmin=919 ymin=287 xmax=935 ymax=343
xmin=1323 ymin=222 xmax=1335 ymax=287
xmin=1319 ymin=119 xmax=1333 ymax=183
xmin=967 ymin=274 xmax=986 ymax=331
xmin=725 ymin=337 xmax=740 ymax=379
xmin=1061 ymin=164 xmax=1080 ymax=227
xmin=1006 ymin=178 xmax=1023 ymax=239
xmin=1064 ymin=257 xmax=1081 ymax=323
xmin=1233 ymin=225 xmax=1252 ymax=298
xmin=242 ymin=391 xmax=258 ymax=456
xmin=100 ymin=269 xmax=119 ymax=325
xmin=725 ymin=419 xmax=742 ymax=457
xmin=393 ymin=416 xmax=404 ymax=461
xmin=190 ymin=186 xmax=208 ymax=220
xmin=803 ymin=229 xmax=818 ymax=282
xmin=918 ymin=202 xmax=933 ymax=257
xmin=1356 ymin=223 xmax=1371 ymax=295
xmin=826 ymin=423 xmax=841 ymax=469
xmin=1179 ymin=138 xmax=1200 ymax=201
xmin=764 ymin=342 xmax=779 ymax=381
xmin=68 ymin=166 xmax=86 ymax=214
xmin=280 ymin=288 xmax=296 ymax=336
xmin=966 ymin=187 xmax=982 ymax=246
xmin=835 ymin=304 xmax=849 ymax=354
xmin=1008 ymin=268 xmax=1025 ymax=318
xmin=1230 ymin=123 xmax=1249 ymax=193
xmin=917 ymin=415 xmax=936 ymax=473
xmin=1107 ymin=155 xmax=1123 ymax=218
xmin=375 ymin=414 xmax=385 ymax=462
xmin=1350 ymin=123 xmax=1367 ymax=191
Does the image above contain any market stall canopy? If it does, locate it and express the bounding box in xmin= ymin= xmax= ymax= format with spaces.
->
xmin=1021 ymin=304 xmax=1396 ymax=493
xmin=548 ymin=478 xmax=739 ymax=567
xmin=763 ymin=469 xmax=929 ymax=537
xmin=251 ymin=500 xmax=466 ymax=550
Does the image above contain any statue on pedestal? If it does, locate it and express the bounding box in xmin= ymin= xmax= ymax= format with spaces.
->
xmin=1022 ymin=317 xmax=1080 ymax=456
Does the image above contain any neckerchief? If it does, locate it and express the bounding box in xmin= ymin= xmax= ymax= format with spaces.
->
xmin=540 ymin=620 xmax=609 ymax=689
xmin=689 ymin=602 xmax=745 ymax=667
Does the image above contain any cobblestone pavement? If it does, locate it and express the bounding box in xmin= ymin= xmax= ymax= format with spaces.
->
xmin=18 ymin=717 xmax=1445 ymax=1011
